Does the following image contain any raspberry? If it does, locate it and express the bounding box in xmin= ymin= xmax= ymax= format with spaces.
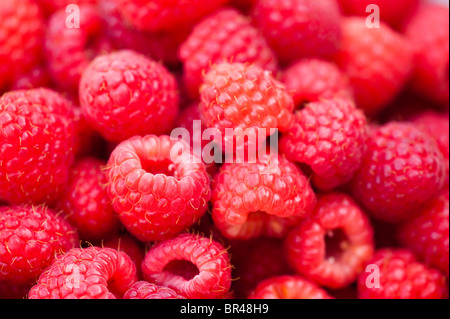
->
xmin=39 ymin=0 xmax=98 ymax=17
xmin=350 ymin=122 xmax=446 ymax=223
xmin=211 ymin=153 xmax=316 ymax=240
xmin=357 ymin=249 xmax=448 ymax=299
xmin=123 ymin=281 xmax=185 ymax=299
xmin=230 ymin=237 xmax=292 ymax=298
xmin=141 ymin=233 xmax=232 ymax=299
xmin=335 ymin=17 xmax=414 ymax=115
xmin=54 ymin=157 xmax=120 ymax=241
xmin=252 ymin=0 xmax=342 ymax=64
xmin=280 ymin=98 xmax=367 ymax=191
xmin=0 ymin=88 xmax=77 ymax=205
xmin=397 ymin=188 xmax=449 ymax=277
xmin=105 ymin=135 xmax=211 ymax=242
xmin=248 ymin=275 xmax=333 ymax=299
xmin=411 ymin=111 xmax=450 ymax=186
xmin=79 ymin=50 xmax=179 ymax=142
xmin=0 ymin=0 xmax=44 ymax=90
xmin=45 ymin=4 xmax=111 ymax=93
xmin=403 ymin=3 xmax=449 ymax=108
xmin=28 ymin=246 xmax=137 ymax=299
xmin=337 ymin=0 xmax=420 ymax=29
xmin=0 ymin=205 xmax=78 ymax=287
xmin=199 ymin=62 xmax=294 ymax=153
xmin=280 ymin=59 xmax=353 ymax=108
xmin=11 ymin=65 xmax=50 ymax=91
xmin=179 ymin=8 xmax=278 ymax=98
xmin=284 ymin=193 xmax=375 ymax=289
xmin=116 ymin=0 xmax=227 ymax=33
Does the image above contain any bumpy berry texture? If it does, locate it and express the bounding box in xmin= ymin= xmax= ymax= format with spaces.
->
xmin=351 ymin=122 xmax=446 ymax=223
xmin=123 ymin=281 xmax=185 ymax=299
xmin=252 ymin=0 xmax=342 ymax=64
xmin=338 ymin=0 xmax=420 ymax=29
xmin=248 ymin=275 xmax=333 ymax=299
xmin=285 ymin=193 xmax=374 ymax=289
xmin=280 ymin=98 xmax=367 ymax=190
xmin=335 ymin=18 xmax=413 ymax=115
xmin=79 ymin=50 xmax=179 ymax=142
xmin=106 ymin=135 xmax=211 ymax=242
xmin=142 ymin=233 xmax=232 ymax=299
xmin=0 ymin=88 xmax=77 ymax=204
xmin=0 ymin=0 xmax=44 ymax=91
xmin=0 ymin=205 xmax=78 ymax=286
xmin=55 ymin=157 xmax=120 ymax=241
xmin=211 ymin=153 xmax=316 ymax=240
xmin=200 ymin=62 xmax=294 ymax=153
xmin=397 ymin=188 xmax=449 ymax=277
xmin=358 ymin=249 xmax=448 ymax=299
xmin=29 ymin=247 xmax=137 ymax=299
xmin=179 ymin=8 xmax=278 ymax=98
xmin=403 ymin=3 xmax=449 ymax=108
xmin=280 ymin=59 xmax=353 ymax=108
xmin=116 ymin=0 xmax=227 ymax=32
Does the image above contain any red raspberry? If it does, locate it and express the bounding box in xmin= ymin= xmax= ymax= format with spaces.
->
xmin=230 ymin=237 xmax=292 ymax=298
xmin=285 ymin=193 xmax=375 ymax=289
xmin=280 ymin=59 xmax=353 ymax=108
xmin=351 ymin=122 xmax=446 ymax=223
xmin=397 ymin=188 xmax=449 ymax=277
xmin=79 ymin=50 xmax=179 ymax=142
xmin=0 ymin=0 xmax=44 ymax=90
xmin=123 ymin=281 xmax=185 ymax=299
xmin=0 ymin=88 xmax=77 ymax=205
xmin=46 ymin=4 xmax=111 ymax=93
xmin=403 ymin=3 xmax=449 ymax=108
xmin=116 ymin=0 xmax=227 ymax=32
xmin=29 ymin=246 xmax=137 ymax=299
xmin=358 ymin=249 xmax=448 ymax=299
xmin=337 ymin=0 xmax=420 ymax=29
xmin=179 ymin=8 xmax=278 ymax=98
xmin=11 ymin=65 xmax=50 ymax=91
xmin=280 ymin=98 xmax=367 ymax=191
xmin=55 ymin=157 xmax=120 ymax=241
xmin=248 ymin=275 xmax=333 ymax=299
xmin=211 ymin=153 xmax=316 ymax=240
xmin=105 ymin=135 xmax=211 ymax=242
xmin=335 ymin=18 xmax=414 ymax=115
xmin=141 ymin=233 xmax=232 ymax=299
xmin=0 ymin=205 xmax=78 ymax=287
xmin=39 ymin=0 xmax=98 ymax=17
xmin=252 ymin=0 xmax=342 ymax=64
xmin=411 ymin=111 xmax=449 ymax=186
xmin=200 ymin=62 xmax=294 ymax=153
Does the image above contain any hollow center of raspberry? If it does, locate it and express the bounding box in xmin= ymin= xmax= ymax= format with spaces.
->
xmin=324 ymin=228 xmax=349 ymax=262
xmin=141 ymin=158 xmax=177 ymax=177
xmin=163 ymin=259 xmax=200 ymax=280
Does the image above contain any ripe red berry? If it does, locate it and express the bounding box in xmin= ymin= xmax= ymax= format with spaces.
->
xmin=397 ymin=188 xmax=449 ymax=277
xmin=351 ymin=122 xmax=446 ymax=223
xmin=0 ymin=205 xmax=78 ymax=287
xmin=252 ymin=0 xmax=342 ymax=64
xmin=0 ymin=88 xmax=77 ymax=205
xmin=55 ymin=157 xmax=120 ymax=241
xmin=123 ymin=281 xmax=185 ymax=299
xmin=105 ymin=135 xmax=211 ymax=242
xmin=79 ymin=50 xmax=179 ymax=142
xmin=248 ymin=275 xmax=333 ymax=299
xmin=358 ymin=248 xmax=448 ymax=299
xmin=335 ymin=17 xmax=414 ymax=115
xmin=142 ymin=233 xmax=232 ymax=299
xmin=29 ymin=246 xmax=137 ymax=299
xmin=211 ymin=153 xmax=316 ymax=240
xmin=280 ymin=98 xmax=367 ymax=190
xmin=285 ymin=193 xmax=375 ymax=289
xmin=179 ymin=8 xmax=278 ymax=98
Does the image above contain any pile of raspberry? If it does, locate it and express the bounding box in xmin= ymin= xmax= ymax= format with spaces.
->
xmin=0 ymin=0 xmax=449 ymax=299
